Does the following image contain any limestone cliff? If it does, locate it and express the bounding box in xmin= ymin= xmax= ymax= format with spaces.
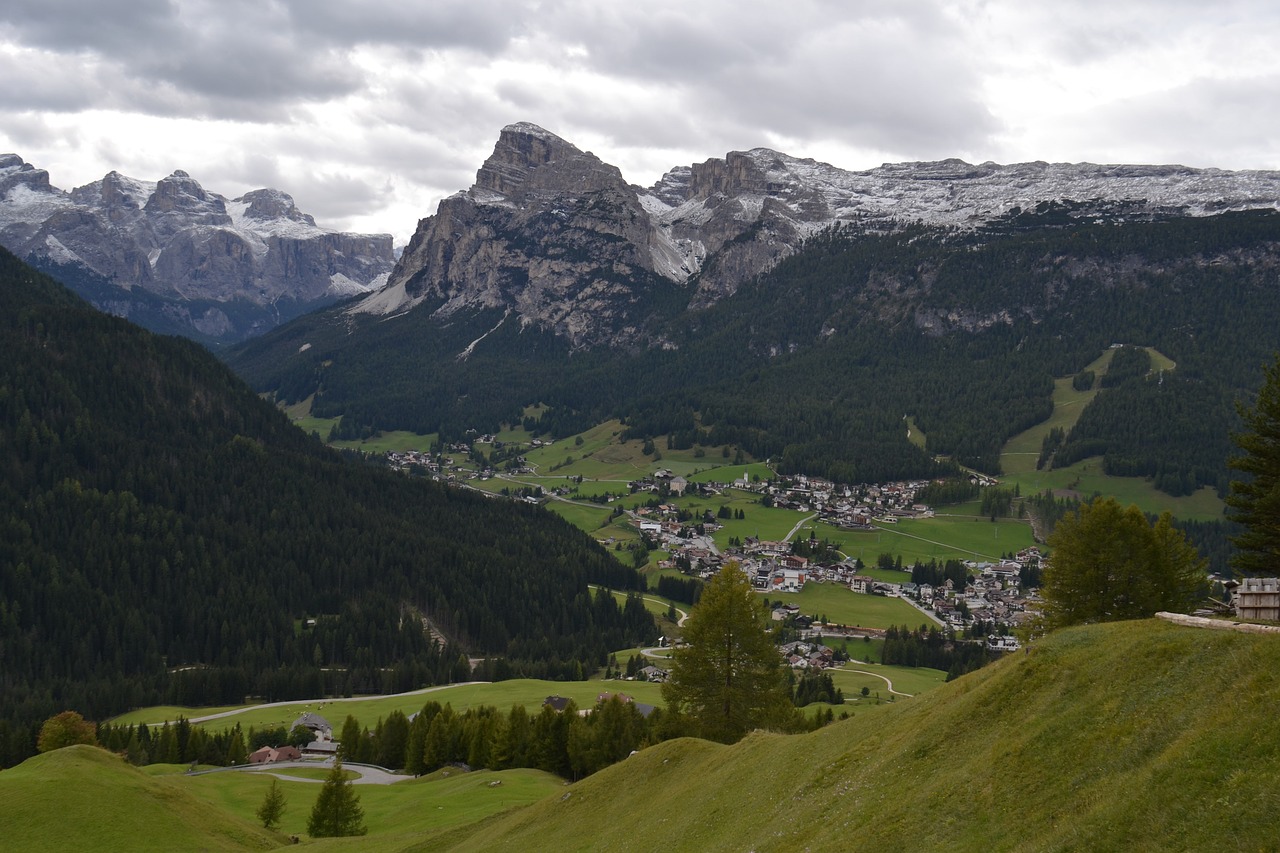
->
xmin=0 ymin=155 xmax=395 ymax=343
xmin=374 ymin=124 xmax=1280 ymax=349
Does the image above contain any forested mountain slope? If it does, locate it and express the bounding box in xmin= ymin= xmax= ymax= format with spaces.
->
xmin=230 ymin=208 xmax=1280 ymax=490
xmin=0 ymin=248 xmax=652 ymax=766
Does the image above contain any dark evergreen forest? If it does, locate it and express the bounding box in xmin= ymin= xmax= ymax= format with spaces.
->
xmin=228 ymin=209 xmax=1280 ymax=491
xmin=0 ymin=248 xmax=655 ymax=767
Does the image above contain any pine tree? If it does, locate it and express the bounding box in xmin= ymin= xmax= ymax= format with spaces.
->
xmin=306 ymin=760 xmax=366 ymax=837
xmin=255 ymin=778 xmax=286 ymax=830
xmin=661 ymin=563 xmax=798 ymax=743
xmin=1042 ymin=497 xmax=1205 ymax=629
xmin=1227 ymin=353 xmax=1280 ymax=575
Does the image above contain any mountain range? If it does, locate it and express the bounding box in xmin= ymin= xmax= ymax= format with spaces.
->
xmin=228 ymin=123 xmax=1280 ymax=493
xmin=0 ymin=155 xmax=396 ymax=344
xmin=362 ymin=122 xmax=1280 ymax=347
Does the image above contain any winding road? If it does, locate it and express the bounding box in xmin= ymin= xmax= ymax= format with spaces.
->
xmin=842 ymin=667 xmax=913 ymax=697
xmin=190 ymin=758 xmax=410 ymax=785
xmin=141 ymin=682 xmax=491 ymax=727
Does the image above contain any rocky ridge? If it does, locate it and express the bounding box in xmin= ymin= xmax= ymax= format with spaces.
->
xmin=0 ymin=154 xmax=395 ymax=343
xmin=367 ymin=123 xmax=1280 ymax=345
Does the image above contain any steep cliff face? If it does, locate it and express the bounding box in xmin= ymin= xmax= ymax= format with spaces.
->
xmin=366 ymin=123 xmax=674 ymax=347
xmin=0 ymin=156 xmax=395 ymax=343
xmin=378 ymin=124 xmax=1280 ymax=348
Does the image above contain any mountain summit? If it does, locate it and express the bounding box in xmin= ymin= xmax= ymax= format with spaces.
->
xmin=362 ymin=123 xmax=676 ymax=347
xmin=0 ymin=155 xmax=396 ymax=343
xmin=362 ymin=124 xmax=1280 ymax=346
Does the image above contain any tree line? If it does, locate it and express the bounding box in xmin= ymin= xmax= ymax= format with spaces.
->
xmin=0 ymin=249 xmax=656 ymax=766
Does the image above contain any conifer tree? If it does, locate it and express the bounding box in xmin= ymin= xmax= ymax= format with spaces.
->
xmin=306 ymin=760 xmax=366 ymax=838
xmin=1042 ymin=497 xmax=1204 ymax=629
xmin=1228 ymin=353 xmax=1280 ymax=575
xmin=661 ymin=564 xmax=797 ymax=743
xmin=256 ymin=778 xmax=286 ymax=830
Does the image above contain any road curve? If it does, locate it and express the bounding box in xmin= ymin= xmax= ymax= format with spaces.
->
xmin=135 ymin=682 xmax=492 ymax=727
xmin=843 ymin=668 xmax=913 ymax=697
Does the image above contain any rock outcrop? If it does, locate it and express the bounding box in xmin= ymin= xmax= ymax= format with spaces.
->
xmin=372 ymin=124 xmax=1280 ymax=348
xmin=0 ymin=155 xmax=395 ymax=343
xmin=372 ymin=123 xmax=673 ymax=347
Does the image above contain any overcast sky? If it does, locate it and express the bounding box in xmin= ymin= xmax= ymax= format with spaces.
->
xmin=2 ymin=0 xmax=1277 ymax=245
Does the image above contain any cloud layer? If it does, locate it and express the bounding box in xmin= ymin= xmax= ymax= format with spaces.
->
xmin=1 ymin=0 xmax=1277 ymax=243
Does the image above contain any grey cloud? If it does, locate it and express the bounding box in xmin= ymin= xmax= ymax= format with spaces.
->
xmin=1089 ymin=75 xmax=1280 ymax=169
xmin=293 ymin=0 xmax=525 ymax=52
xmin=0 ymin=0 xmax=177 ymax=53
xmin=507 ymin=1 xmax=998 ymax=157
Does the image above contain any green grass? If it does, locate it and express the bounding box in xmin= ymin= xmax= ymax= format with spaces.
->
xmin=996 ymin=345 xmax=1221 ymax=520
xmin=450 ymin=619 xmax=1280 ymax=851
xmin=107 ymin=704 xmax=244 ymax=725
xmin=594 ymin=586 xmax=688 ymax=627
xmin=175 ymin=763 xmax=565 ymax=850
xmin=814 ymin=515 xmax=1035 ymax=566
xmin=769 ymin=583 xmax=939 ymax=630
xmin=0 ymin=746 xmax=280 ymax=852
xmin=543 ymin=500 xmax=614 ymax=530
xmin=905 ymin=416 xmax=927 ymax=450
xmin=121 ymin=679 xmax=666 ymax=735
xmin=658 ymin=490 xmax=809 ymax=546
xmin=330 ymin=431 xmax=439 ymax=454
xmin=24 ymin=621 xmax=1280 ymax=851
xmin=826 ymin=662 xmax=950 ymax=698
xmin=1004 ymin=460 xmax=1225 ymax=522
xmin=686 ymin=462 xmax=775 ymax=485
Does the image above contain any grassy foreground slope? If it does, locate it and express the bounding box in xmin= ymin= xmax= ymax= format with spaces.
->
xmin=452 ymin=619 xmax=1280 ymax=852
xmin=0 ymin=746 xmax=278 ymax=852
xmin=7 ymin=621 xmax=1278 ymax=851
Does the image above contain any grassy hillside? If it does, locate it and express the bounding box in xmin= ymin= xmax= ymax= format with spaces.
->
xmin=0 ymin=746 xmax=278 ymax=852
xmin=449 ymin=619 xmax=1280 ymax=851
xmin=13 ymin=620 xmax=1279 ymax=850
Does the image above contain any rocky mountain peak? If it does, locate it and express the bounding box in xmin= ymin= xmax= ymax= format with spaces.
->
xmin=362 ymin=123 xmax=667 ymax=347
xmin=234 ymin=188 xmax=316 ymax=226
xmin=0 ymin=155 xmax=56 ymax=200
xmin=145 ymin=170 xmax=228 ymax=219
xmin=0 ymin=156 xmax=396 ymax=343
xmin=365 ymin=124 xmax=1280 ymax=349
xmin=473 ymin=122 xmax=629 ymax=203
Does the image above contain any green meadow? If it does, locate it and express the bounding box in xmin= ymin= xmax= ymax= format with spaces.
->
xmin=113 ymin=679 xmax=666 ymax=733
xmin=826 ymin=662 xmax=949 ymax=698
xmin=771 ymin=583 xmax=939 ymax=629
xmin=18 ymin=620 xmax=1280 ymax=851
xmin=181 ymin=764 xmax=564 ymax=850
xmin=996 ymin=345 xmax=1223 ymax=521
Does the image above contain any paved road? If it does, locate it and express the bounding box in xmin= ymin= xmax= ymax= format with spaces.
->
xmin=146 ymin=682 xmax=491 ymax=726
xmin=783 ymin=513 xmax=818 ymax=542
xmin=197 ymin=759 xmax=411 ymax=785
xmin=842 ymin=667 xmax=913 ymax=698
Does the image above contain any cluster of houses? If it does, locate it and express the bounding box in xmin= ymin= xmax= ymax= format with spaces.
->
xmin=779 ymin=638 xmax=839 ymax=671
xmin=542 ymin=692 xmax=658 ymax=717
xmin=248 ymin=711 xmax=338 ymax=765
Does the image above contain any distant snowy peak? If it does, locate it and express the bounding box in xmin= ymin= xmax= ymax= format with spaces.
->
xmin=644 ymin=151 xmax=1280 ymax=232
xmin=383 ymin=123 xmax=1280 ymax=342
xmin=0 ymin=154 xmax=396 ymax=344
